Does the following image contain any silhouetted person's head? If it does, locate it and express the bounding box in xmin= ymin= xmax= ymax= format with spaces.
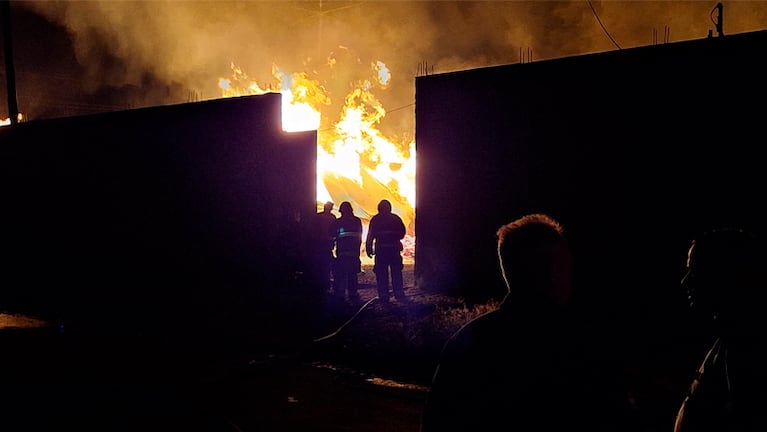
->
xmin=377 ymin=199 xmax=392 ymax=214
xmin=496 ymin=213 xmax=572 ymax=306
xmin=323 ymin=201 xmax=334 ymax=213
xmin=339 ymin=201 xmax=353 ymax=216
xmin=682 ymin=227 xmax=764 ymax=332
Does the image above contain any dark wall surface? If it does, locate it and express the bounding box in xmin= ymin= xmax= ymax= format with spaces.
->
xmin=0 ymin=93 xmax=317 ymax=332
xmin=415 ymin=29 xmax=767 ymax=359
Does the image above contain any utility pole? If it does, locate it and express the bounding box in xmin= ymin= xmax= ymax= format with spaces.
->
xmin=1 ymin=0 xmax=19 ymax=125
xmin=715 ymin=2 xmax=724 ymax=37
xmin=709 ymin=2 xmax=724 ymax=38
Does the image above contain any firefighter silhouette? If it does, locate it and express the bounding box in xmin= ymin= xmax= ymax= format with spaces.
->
xmin=365 ymin=199 xmax=407 ymax=302
xmin=309 ymin=201 xmax=336 ymax=293
xmin=331 ymin=201 xmax=363 ymax=302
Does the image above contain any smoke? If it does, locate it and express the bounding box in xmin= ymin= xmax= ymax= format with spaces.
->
xmin=15 ymin=1 xmax=767 ymax=129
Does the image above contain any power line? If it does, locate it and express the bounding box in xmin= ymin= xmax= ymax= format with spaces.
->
xmin=587 ymin=0 xmax=621 ymax=49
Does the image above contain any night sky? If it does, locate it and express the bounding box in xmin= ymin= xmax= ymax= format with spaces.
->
xmin=3 ymin=0 xmax=767 ymax=134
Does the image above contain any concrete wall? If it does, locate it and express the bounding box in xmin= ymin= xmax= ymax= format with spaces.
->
xmin=415 ymin=30 xmax=767 ymax=341
xmin=0 ymin=93 xmax=317 ymax=331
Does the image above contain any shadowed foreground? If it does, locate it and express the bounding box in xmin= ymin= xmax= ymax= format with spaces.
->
xmin=0 ymin=262 xmax=697 ymax=432
xmin=0 ymin=264 xmax=442 ymax=432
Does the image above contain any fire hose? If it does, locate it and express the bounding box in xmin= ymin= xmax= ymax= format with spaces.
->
xmin=312 ymin=296 xmax=381 ymax=343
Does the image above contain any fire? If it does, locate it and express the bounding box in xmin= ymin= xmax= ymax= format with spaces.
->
xmin=0 ymin=112 xmax=24 ymax=126
xmin=218 ymin=61 xmax=415 ymax=263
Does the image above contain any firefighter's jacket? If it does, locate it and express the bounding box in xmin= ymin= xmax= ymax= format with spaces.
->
xmin=365 ymin=212 xmax=406 ymax=255
xmin=332 ymin=214 xmax=362 ymax=258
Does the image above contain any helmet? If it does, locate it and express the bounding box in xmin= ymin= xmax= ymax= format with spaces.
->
xmin=339 ymin=201 xmax=353 ymax=215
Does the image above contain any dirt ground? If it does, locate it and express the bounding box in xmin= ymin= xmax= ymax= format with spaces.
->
xmin=0 ymin=263 xmax=692 ymax=432
xmin=0 ymin=264 xmax=471 ymax=432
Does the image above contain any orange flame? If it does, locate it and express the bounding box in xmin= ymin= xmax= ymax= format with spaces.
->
xmin=218 ymin=61 xmax=415 ymax=262
xmin=0 ymin=112 xmax=24 ymax=126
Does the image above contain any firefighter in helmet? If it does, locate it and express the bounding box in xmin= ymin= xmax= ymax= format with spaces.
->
xmin=331 ymin=201 xmax=363 ymax=302
xmin=365 ymin=199 xmax=407 ymax=303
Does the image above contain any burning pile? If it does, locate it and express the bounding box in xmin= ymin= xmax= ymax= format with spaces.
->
xmin=218 ymin=61 xmax=415 ymax=262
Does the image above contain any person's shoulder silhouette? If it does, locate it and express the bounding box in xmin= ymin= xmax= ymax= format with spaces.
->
xmin=675 ymin=226 xmax=767 ymax=432
xmin=421 ymin=213 xmax=626 ymax=432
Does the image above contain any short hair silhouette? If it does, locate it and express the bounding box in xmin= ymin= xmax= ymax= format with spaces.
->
xmin=377 ymin=199 xmax=392 ymax=213
xmin=683 ymin=226 xmax=762 ymax=322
